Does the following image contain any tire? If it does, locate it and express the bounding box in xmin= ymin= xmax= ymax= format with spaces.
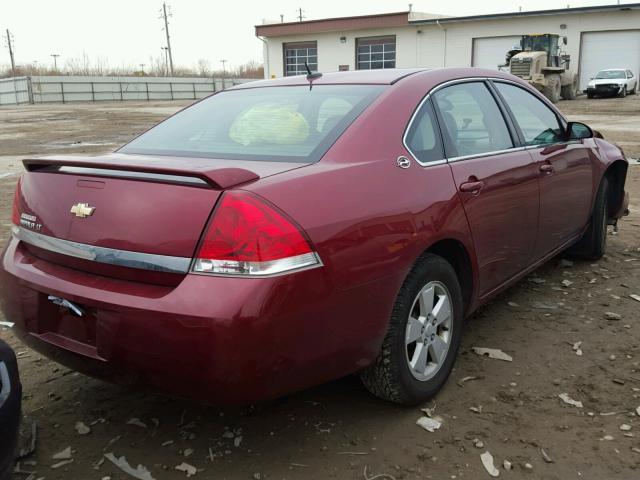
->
xmin=360 ymin=253 xmax=463 ymax=405
xmin=561 ymin=78 xmax=578 ymax=100
xmin=569 ymin=177 xmax=609 ymax=260
xmin=587 ymin=92 xmax=594 ymax=99
xmin=630 ymin=83 xmax=636 ymax=95
xmin=543 ymin=75 xmax=561 ymax=103
xmin=619 ymin=86 xmax=627 ymax=98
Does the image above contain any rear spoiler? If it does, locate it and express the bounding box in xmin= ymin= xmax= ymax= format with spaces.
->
xmin=23 ymin=154 xmax=260 ymax=190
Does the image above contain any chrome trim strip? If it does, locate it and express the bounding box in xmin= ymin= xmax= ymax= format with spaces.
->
xmin=12 ymin=226 xmax=191 ymax=274
xmin=41 ymin=166 xmax=209 ymax=187
xmin=447 ymin=146 xmax=529 ymax=163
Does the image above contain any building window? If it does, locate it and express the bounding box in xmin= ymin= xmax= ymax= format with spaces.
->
xmin=284 ymin=42 xmax=318 ymax=76
xmin=356 ymin=36 xmax=396 ymax=70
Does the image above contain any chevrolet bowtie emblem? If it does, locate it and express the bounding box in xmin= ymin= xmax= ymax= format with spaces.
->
xmin=70 ymin=203 xmax=95 ymax=218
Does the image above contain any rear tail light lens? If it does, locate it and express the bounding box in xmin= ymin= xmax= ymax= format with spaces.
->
xmin=11 ymin=177 xmax=22 ymax=226
xmin=193 ymin=191 xmax=321 ymax=276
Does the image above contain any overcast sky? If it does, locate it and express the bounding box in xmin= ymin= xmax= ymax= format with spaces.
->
xmin=2 ymin=0 xmax=635 ymax=71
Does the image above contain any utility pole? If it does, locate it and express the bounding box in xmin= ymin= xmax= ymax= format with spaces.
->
xmin=51 ymin=53 xmax=60 ymax=72
xmin=297 ymin=8 xmax=305 ymax=22
xmin=160 ymin=2 xmax=174 ymax=76
xmin=139 ymin=63 xmax=145 ymax=74
xmin=4 ymin=29 xmax=16 ymax=76
xmin=161 ymin=47 xmax=169 ymax=76
xmin=220 ymin=59 xmax=227 ymax=88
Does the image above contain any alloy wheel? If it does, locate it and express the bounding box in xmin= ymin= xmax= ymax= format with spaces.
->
xmin=405 ymin=281 xmax=453 ymax=381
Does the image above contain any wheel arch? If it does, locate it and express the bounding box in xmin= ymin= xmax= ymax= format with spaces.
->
xmin=603 ymin=159 xmax=628 ymax=218
xmin=419 ymin=238 xmax=475 ymax=315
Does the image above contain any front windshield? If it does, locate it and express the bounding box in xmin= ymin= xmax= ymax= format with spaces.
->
xmin=521 ymin=36 xmax=549 ymax=52
xmin=595 ymin=70 xmax=626 ymax=79
xmin=120 ymin=85 xmax=385 ymax=163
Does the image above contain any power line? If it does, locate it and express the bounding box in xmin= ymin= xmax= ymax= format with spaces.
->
xmin=4 ymin=29 xmax=16 ymax=76
xmin=160 ymin=2 xmax=174 ymax=76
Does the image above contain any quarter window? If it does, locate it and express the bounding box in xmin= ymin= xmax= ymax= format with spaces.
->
xmin=284 ymin=42 xmax=318 ymax=77
xmin=356 ymin=36 xmax=396 ymax=70
xmin=433 ymin=82 xmax=513 ymax=158
xmin=494 ymin=82 xmax=563 ymax=145
xmin=405 ymin=100 xmax=444 ymax=164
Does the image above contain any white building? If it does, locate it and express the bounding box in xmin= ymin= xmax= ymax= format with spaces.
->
xmin=255 ymin=3 xmax=640 ymax=90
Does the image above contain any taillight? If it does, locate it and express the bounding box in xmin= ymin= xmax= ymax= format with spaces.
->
xmin=11 ymin=177 xmax=22 ymax=225
xmin=193 ymin=191 xmax=321 ymax=276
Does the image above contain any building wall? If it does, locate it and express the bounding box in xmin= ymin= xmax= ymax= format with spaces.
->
xmin=263 ymin=9 xmax=640 ymax=78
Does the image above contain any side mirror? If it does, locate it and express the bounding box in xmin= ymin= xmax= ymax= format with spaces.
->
xmin=566 ymin=122 xmax=593 ymax=141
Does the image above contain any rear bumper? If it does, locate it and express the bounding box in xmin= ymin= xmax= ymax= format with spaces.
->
xmin=0 ymin=238 xmax=398 ymax=405
xmin=0 ymin=340 xmax=21 ymax=480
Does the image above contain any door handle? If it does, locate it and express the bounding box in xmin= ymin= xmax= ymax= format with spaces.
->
xmin=539 ymin=164 xmax=555 ymax=174
xmin=459 ymin=181 xmax=485 ymax=194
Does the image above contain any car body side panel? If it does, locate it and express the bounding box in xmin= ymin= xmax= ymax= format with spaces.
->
xmin=448 ymin=151 xmax=540 ymax=296
xmin=529 ymin=140 xmax=597 ymax=258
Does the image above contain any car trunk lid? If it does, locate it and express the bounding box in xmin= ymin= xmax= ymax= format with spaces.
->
xmin=15 ymin=153 xmax=307 ymax=285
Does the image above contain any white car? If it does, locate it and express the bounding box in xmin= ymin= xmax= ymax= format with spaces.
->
xmin=585 ymin=68 xmax=637 ymax=98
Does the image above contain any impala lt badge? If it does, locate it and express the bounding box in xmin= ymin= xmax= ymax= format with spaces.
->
xmin=70 ymin=202 xmax=95 ymax=218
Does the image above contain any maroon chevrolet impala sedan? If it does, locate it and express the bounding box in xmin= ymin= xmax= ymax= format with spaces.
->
xmin=0 ymin=68 xmax=629 ymax=405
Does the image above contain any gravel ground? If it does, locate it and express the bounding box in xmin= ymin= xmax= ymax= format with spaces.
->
xmin=0 ymin=94 xmax=639 ymax=480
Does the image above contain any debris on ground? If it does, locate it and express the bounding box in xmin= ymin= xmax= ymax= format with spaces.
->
xmin=524 ymin=463 xmax=533 ymax=470
xmin=503 ymin=460 xmax=512 ymax=470
xmin=75 ymin=421 xmax=91 ymax=435
xmin=457 ymin=375 xmax=484 ymax=387
xmin=620 ymin=424 xmax=632 ymax=431
xmin=480 ymin=451 xmax=499 ymax=477
xmin=531 ymin=302 xmax=558 ymax=310
xmin=528 ymin=277 xmax=546 ymax=284
xmin=559 ymin=259 xmax=574 ymax=268
xmin=472 ymin=347 xmax=513 ymax=362
xmin=572 ymin=341 xmax=583 ymax=356
xmin=104 ymin=453 xmax=156 ymax=480
xmin=52 ymin=446 xmax=72 ymax=460
xmin=629 ymin=294 xmax=640 ymax=302
xmin=541 ymin=448 xmax=554 ymax=463
xmin=473 ymin=438 xmax=484 ymax=448
xmin=470 ymin=406 xmax=483 ymax=414
xmin=604 ymin=312 xmax=622 ymax=321
xmin=127 ymin=418 xmax=148 ymax=428
xmin=561 ymin=279 xmax=574 ymax=287
xmin=416 ymin=416 xmax=442 ymax=432
xmin=51 ymin=459 xmax=74 ymax=469
xmin=559 ymin=393 xmax=583 ymax=408
xmin=175 ymin=462 xmax=198 ymax=477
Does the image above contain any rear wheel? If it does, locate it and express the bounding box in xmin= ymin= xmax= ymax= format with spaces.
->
xmin=360 ymin=254 xmax=463 ymax=405
xmin=569 ymin=177 xmax=609 ymax=260
xmin=587 ymin=92 xmax=595 ymax=99
xmin=543 ymin=75 xmax=562 ymax=103
xmin=631 ymin=83 xmax=637 ymax=95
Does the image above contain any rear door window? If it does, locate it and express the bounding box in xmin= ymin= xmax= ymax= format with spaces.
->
xmin=405 ymin=100 xmax=444 ymax=164
xmin=432 ymin=82 xmax=513 ymax=158
xmin=120 ymin=85 xmax=385 ymax=163
xmin=494 ymin=82 xmax=563 ymax=146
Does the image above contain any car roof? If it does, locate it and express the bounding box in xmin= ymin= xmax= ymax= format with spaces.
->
xmin=230 ymin=68 xmax=428 ymax=89
xmin=599 ymin=68 xmax=627 ymax=71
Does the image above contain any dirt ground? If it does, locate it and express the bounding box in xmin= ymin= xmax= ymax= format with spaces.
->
xmin=0 ymin=94 xmax=639 ymax=480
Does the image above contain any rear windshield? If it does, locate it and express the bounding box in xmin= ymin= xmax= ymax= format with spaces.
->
xmin=119 ymin=84 xmax=385 ymax=163
xmin=595 ymin=70 xmax=625 ymax=79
